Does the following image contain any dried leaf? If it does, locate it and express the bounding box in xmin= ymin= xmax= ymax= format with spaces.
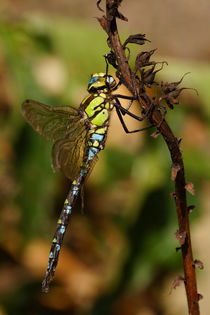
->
xmin=175 ymin=230 xmax=186 ymax=246
xmin=171 ymin=163 xmax=181 ymax=181
xmin=123 ymin=34 xmax=150 ymax=48
xmin=97 ymin=16 xmax=108 ymax=33
xmin=194 ymin=259 xmax=204 ymax=270
xmin=185 ymin=182 xmax=195 ymax=195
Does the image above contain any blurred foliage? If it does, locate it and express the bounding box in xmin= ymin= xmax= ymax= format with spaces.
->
xmin=0 ymin=10 xmax=210 ymax=315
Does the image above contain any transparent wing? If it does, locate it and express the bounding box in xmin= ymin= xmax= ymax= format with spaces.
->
xmin=22 ymin=99 xmax=81 ymax=141
xmin=52 ymin=125 xmax=88 ymax=180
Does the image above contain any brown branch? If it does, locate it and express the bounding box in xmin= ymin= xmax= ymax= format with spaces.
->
xmin=98 ymin=0 xmax=200 ymax=313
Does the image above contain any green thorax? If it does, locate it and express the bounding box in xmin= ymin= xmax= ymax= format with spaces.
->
xmin=80 ymin=92 xmax=113 ymax=127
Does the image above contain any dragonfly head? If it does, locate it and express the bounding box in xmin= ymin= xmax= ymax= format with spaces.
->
xmin=88 ymin=73 xmax=116 ymax=93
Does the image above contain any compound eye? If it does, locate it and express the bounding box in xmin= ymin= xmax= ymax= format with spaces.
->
xmin=106 ymin=76 xmax=114 ymax=85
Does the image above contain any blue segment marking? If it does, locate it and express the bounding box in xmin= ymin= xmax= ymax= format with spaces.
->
xmin=91 ymin=133 xmax=104 ymax=141
xmin=66 ymin=206 xmax=71 ymax=214
xmin=49 ymin=252 xmax=53 ymax=258
xmin=66 ymin=205 xmax=72 ymax=214
xmin=56 ymin=244 xmax=61 ymax=251
xmin=88 ymin=147 xmax=99 ymax=159
xmin=80 ymin=168 xmax=88 ymax=177
xmin=89 ymin=76 xmax=98 ymax=86
xmin=60 ymin=225 xmax=65 ymax=234
xmin=72 ymin=186 xmax=79 ymax=196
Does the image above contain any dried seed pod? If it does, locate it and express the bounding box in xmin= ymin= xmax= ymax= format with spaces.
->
xmin=140 ymin=62 xmax=167 ymax=86
xmin=160 ymin=86 xmax=197 ymax=109
xmin=161 ymin=72 xmax=191 ymax=94
xmin=134 ymin=49 xmax=157 ymax=71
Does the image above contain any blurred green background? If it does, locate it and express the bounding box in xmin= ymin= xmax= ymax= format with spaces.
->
xmin=0 ymin=1 xmax=210 ymax=314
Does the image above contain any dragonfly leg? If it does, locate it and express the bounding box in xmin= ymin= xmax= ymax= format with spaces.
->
xmin=113 ymin=94 xmax=136 ymax=101
xmin=122 ymin=72 xmax=138 ymax=111
xmin=115 ymin=101 xmax=154 ymax=133
xmin=113 ymin=98 xmax=147 ymax=122
xmin=127 ymin=98 xmax=134 ymax=111
xmin=115 ymin=95 xmax=156 ymax=125
xmin=105 ymin=55 xmax=109 ymax=78
xmin=113 ymin=72 xmax=137 ymax=111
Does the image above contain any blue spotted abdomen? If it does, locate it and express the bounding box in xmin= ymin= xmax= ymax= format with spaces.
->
xmin=86 ymin=127 xmax=107 ymax=163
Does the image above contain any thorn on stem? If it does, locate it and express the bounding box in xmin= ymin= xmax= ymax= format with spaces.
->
xmin=171 ymin=163 xmax=181 ymax=181
xmin=177 ymin=137 xmax=182 ymax=144
xmin=188 ymin=205 xmax=195 ymax=213
xmin=170 ymin=276 xmax=185 ymax=294
xmin=170 ymin=192 xmax=176 ymax=199
xmin=197 ymin=293 xmax=203 ymax=301
xmin=193 ymin=259 xmax=204 ymax=270
xmin=185 ymin=182 xmax=195 ymax=195
xmin=150 ymin=130 xmax=160 ymax=138
xmin=175 ymin=230 xmax=186 ymax=246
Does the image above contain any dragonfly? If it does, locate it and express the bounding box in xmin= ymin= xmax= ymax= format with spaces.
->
xmin=22 ymin=72 xmax=152 ymax=292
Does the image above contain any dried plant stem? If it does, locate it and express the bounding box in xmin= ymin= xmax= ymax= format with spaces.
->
xmin=103 ymin=0 xmax=200 ymax=313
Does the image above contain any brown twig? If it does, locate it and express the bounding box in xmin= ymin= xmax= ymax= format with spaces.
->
xmin=98 ymin=0 xmax=200 ymax=313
